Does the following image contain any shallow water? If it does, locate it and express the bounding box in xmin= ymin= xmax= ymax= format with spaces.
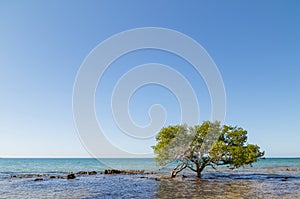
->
xmin=0 ymin=158 xmax=299 ymax=198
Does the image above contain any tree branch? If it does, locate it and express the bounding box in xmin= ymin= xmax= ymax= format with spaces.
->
xmin=186 ymin=164 xmax=196 ymax=172
xmin=207 ymin=163 xmax=217 ymax=170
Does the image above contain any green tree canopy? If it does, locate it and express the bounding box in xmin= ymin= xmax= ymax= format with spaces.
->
xmin=152 ymin=121 xmax=264 ymax=178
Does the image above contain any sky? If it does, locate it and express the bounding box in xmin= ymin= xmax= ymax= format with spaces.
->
xmin=0 ymin=0 xmax=299 ymax=157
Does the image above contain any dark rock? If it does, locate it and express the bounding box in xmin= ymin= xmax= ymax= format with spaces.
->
xmin=88 ymin=171 xmax=97 ymax=175
xmin=49 ymin=176 xmax=56 ymax=179
xmin=66 ymin=173 xmax=76 ymax=179
xmin=76 ymin=171 xmax=97 ymax=175
xmin=34 ymin=178 xmax=43 ymax=181
xmin=103 ymin=169 xmax=154 ymax=175
xmin=104 ymin=169 xmax=121 ymax=174
xmin=76 ymin=171 xmax=87 ymax=175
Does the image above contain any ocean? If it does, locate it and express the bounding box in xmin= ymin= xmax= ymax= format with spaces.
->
xmin=0 ymin=158 xmax=299 ymax=198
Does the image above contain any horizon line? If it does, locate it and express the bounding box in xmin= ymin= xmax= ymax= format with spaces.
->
xmin=0 ymin=156 xmax=299 ymax=159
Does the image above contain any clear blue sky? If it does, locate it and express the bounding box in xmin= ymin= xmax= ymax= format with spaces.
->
xmin=0 ymin=0 xmax=299 ymax=157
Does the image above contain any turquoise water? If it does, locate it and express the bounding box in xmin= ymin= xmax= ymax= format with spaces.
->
xmin=1 ymin=158 xmax=299 ymax=173
xmin=0 ymin=158 xmax=157 ymax=173
xmin=0 ymin=158 xmax=299 ymax=198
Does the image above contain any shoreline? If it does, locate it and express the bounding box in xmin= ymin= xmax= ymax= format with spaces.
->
xmin=4 ymin=167 xmax=300 ymax=181
xmin=1 ymin=169 xmax=300 ymax=198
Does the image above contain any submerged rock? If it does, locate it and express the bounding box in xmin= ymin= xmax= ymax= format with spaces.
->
xmin=103 ymin=169 xmax=156 ymax=175
xmin=66 ymin=173 xmax=76 ymax=179
xmin=104 ymin=169 xmax=122 ymax=174
xmin=76 ymin=171 xmax=97 ymax=175
xmin=34 ymin=178 xmax=43 ymax=181
xmin=281 ymin=168 xmax=300 ymax=171
xmin=11 ymin=174 xmax=44 ymax=179
xmin=76 ymin=171 xmax=88 ymax=175
xmin=88 ymin=171 xmax=97 ymax=175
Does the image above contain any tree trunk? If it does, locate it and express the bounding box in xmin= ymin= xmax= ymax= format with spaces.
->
xmin=195 ymin=162 xmax=201 ymax=178
xmin=171 ymin=170 xmax=177 ymax=178
xmin=171 ymin=163 xmax=187 ymax=178
xmin=195 ymin=163 xmax=206 ymax=178
xmin=196 ymin=165 xmax=201 ymax=178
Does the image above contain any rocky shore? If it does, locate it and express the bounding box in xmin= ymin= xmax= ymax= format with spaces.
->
xmin=9 ymin=169 xmax=158 ymax=181
xmin=9 ymin=168 xmax=300 ymax=182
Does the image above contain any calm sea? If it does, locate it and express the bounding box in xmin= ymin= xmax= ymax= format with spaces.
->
xmin=0 ymin=158 xmax=299 ymax=198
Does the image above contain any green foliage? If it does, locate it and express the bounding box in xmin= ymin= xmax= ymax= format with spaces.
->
xmin=152 ymin=121 xmax=264 ymax=177
xmin=152 ymin=125 xmax=185 ymax=152
xmin=152 ymin=125 xmax=189 ymax=166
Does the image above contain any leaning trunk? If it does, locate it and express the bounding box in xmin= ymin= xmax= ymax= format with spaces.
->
xmin=171 ymin=170 xmax=177 ymax=178
xmin=171 ymin=163 xmax=187 ymax=178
